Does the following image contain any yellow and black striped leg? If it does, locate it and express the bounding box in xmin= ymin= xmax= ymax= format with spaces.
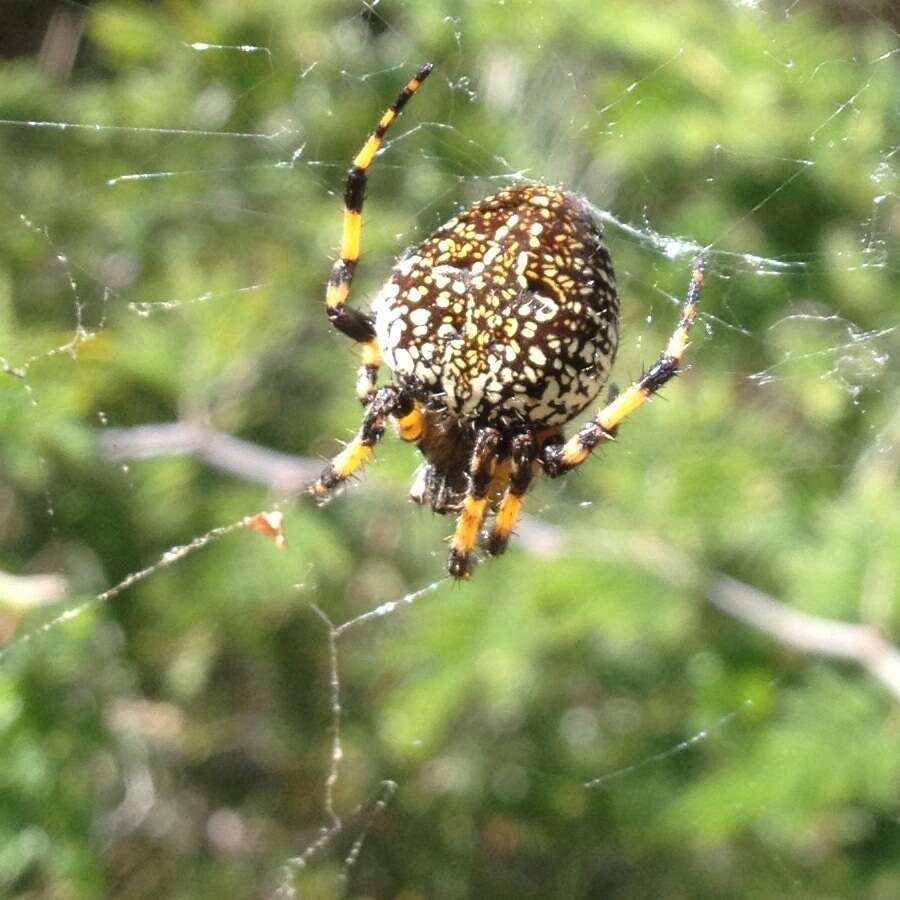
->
xmin=544 ymin=258 xmax=704 ymax=477
xmin=486 ymin=433 xmax=536 ymax=557
xmin=310 ymin=386 xmax=414 ymax=499
xmin=323 ymin=64 xmax=434 ymax=399
xmin=448 ymin=428 xmax=501 ymax=579
xmin=355 ymin=339 xmax=382 ymax=405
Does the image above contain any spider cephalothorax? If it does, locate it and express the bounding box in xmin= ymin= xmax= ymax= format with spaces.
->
xmin=311 ymin=65 xmax=703 ymax=578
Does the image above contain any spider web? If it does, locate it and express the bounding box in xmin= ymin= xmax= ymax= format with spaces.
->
xmin=2 ymin=0 xmax=899 ymax=897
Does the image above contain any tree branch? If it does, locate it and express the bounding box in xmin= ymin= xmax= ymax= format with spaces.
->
xmin=708 ymin=575 xmax=900 ymax=700
xmin=98 ymin=422 xmax=320 ymax=494
xmin=518 ymin=516 xmax=900 ymax=701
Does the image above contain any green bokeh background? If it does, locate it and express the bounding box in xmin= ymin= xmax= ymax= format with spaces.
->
xmin=2 ymin=1 xmax=900 ymax=898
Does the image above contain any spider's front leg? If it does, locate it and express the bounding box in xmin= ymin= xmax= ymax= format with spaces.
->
xmin=544 ymin=258 xmax=704 ymax=477
xmin=447 ymin=427 xmax=501 ymax=579
xmin=310 ymin=385 xmax=414 ymax=498
xmin=323 ymin=64 xmax=433 ymax=405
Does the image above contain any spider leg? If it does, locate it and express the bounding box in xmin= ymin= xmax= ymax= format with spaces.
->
xmin=310 ymin=385 xmax=413 ymax=498
xmin=324 ymin=63 xmax=433 ymax=404
xmin=544 ymin=258 xmax=704 ymax=476
xmin=447 ymin=427 xmax=501 ymax=579
xmin=395 ymin=401 xmax=425 ymax=442
xmin=486 ymin=432 xmax=536 ymax=557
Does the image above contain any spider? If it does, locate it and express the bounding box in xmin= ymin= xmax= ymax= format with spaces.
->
xmin=310 ymin=64 xmax=704 ymax=578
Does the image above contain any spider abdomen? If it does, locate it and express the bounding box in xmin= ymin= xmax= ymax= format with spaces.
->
xmin=373 ymin=184 xmax=620 ymax=427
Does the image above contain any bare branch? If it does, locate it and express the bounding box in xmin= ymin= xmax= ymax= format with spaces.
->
xmin=708 ymin=575 xmax=900 ymax=701
xmin=98 ymin=422 xmax=320 ymax=494
xmin=519 ymin=517 xmax=900 ymax=702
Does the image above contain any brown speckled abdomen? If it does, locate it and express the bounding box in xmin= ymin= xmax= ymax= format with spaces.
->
xmin=372 ymin=184 xmax=619 ymax=428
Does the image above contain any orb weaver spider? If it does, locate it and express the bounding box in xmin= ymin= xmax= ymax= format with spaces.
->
xmin=311 ymin=64 xmax=704 ymax=578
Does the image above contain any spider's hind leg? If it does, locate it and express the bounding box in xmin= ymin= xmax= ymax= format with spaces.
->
xmin=310 ymin=385 xmax=413 ymax=498
xmin=486 ymin=432 xmax=537 ymax=558
xmin=447 ymin=427 xmax=502 ymax=579
xmin=544 ymin=258 xmax=704 ymax=476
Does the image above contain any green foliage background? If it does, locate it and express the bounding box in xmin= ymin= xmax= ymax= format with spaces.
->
xmin=2 ymin=1 xmax=899 ymax=897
